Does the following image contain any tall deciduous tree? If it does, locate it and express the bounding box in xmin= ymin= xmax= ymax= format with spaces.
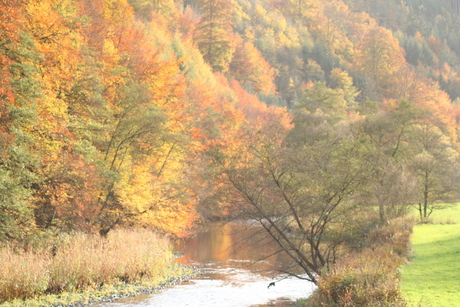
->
xmin=352 ymin=100 xmax=420 ymax=222
xmin=209 ymin=107 xmax=375 ymax=283
xmin=409 ymin=122 xmax=459 ymax=219
xmin=353 ymin=27 xmax=407 ymax=99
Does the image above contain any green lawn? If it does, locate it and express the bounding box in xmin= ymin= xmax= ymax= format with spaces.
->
xmin=401 ymin=204 xmax=460 ymax=306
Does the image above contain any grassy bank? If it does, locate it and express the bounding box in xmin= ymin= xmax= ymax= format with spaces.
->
xmin=402 ymin=204 xmax=460 ymax=306
xmin=0 ymin=229 xmax=193 ymax=306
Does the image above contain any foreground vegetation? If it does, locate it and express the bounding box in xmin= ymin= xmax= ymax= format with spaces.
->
xmin=402 ymin=204 xmax=460 ymax=306
xmin=301 ymin=204 xmax=460 ymax=306
xmin=300 ymin=218 xmax=413 ymax=306
xmin=0 ymin=229 xmax=192 ymax=306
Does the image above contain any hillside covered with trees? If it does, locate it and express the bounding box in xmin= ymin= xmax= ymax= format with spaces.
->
xmin=1 ymin=0 xmax=460 ymax=305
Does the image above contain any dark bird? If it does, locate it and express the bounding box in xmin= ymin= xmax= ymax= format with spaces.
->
xmin=267 ymin=282 xmax=275 ymax=289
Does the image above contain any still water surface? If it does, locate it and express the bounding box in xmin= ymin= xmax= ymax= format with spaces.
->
xmin=95 ymin=222 xmax=315 ymax=307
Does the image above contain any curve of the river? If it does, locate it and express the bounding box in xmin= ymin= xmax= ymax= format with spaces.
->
xmin=94 ymin=221 xmax=316 ymax=307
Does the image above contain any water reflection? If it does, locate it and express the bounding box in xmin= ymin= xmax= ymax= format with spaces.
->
xmin=175 ymin=221 xmax=300 ymax=275
xmin=94 ymin=221 xmax=315 ymax=307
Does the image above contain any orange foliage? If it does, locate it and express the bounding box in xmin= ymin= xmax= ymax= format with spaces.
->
xmin=229 ymin=37 xmax=276 ymax=95
xmin=0 ymin=1 xmax=22 ymax=155
xmin=34 ymin=151 xmax=104 ymax=231
xmin=427 ymin=35 xmax=442 ymax=55
xmin=196 ymin=79 xmax=292 ymax=216
xmin=346 ymin=10 xmax=377 ymax=43
xmin=5 ymin=0 xmax=458 ymax=239
xmin=395 ymin=70 xmax=458 ymax=141
xmin=353 ymin=27 xmax=407 ymax=99
xmin=230 ymin=80 xmax=292 ymax=131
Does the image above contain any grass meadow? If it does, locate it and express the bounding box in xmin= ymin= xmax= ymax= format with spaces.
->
xmin=402 ymin=203 xmax=460 ymax=306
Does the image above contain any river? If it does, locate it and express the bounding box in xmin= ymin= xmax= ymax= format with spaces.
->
xmin=94 ymin=221 xmax=316 ymax=307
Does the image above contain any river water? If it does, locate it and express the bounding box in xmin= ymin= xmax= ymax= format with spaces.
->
xmin=95 ymin=221 xmax=316 ymax=307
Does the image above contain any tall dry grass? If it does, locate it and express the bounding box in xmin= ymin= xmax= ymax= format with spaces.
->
xmin=0 ymin=229 xmax=173 ymax=303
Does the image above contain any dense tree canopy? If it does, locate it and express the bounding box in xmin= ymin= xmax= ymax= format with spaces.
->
xmin=0 ymin=0 xmax=459 ymax=248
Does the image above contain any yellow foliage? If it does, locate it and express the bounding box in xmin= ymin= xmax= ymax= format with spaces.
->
xmin=103 ymin=38 xmax=120 ymax=60
xmin=115 ymin=138 xmax=198 ymax=236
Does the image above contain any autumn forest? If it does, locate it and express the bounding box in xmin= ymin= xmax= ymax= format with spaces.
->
xmin=2 ymin=0 xmax=460 ymax=305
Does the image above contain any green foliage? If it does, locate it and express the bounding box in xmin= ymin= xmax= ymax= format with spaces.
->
xmin=128 ymin=0 xmax=176 ymax=21
xmin=306 ymin=41 xmax=342 ymax=79
xmin=0 ymin=31 xmax=42 ymax=241
xmin=195 ymin=0 xmax=236 ymax=72
xmin=408 ymin=122 xmax=460 ymax=220
xmin=400 ymin=34 xmax=434 ymax=67
xmin=0 ymin=169 xmax=34 ymax=241
xmin=297 ymin=81 xmax=349 ymax=116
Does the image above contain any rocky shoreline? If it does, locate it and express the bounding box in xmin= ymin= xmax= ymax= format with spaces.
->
xmin=61 ymin=268 xmax=198 ymax=307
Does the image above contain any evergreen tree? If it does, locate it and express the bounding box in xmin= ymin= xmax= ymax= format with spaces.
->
xmin=195 ymin=0 xmax=236 ymax=72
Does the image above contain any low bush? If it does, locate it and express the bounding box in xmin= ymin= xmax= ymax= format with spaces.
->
xmin=0 ymin=229 xmax=173 ymax=303
xmin=305 ymin=218 xmax=414 ymax=307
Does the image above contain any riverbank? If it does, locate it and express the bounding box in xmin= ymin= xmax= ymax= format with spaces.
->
xmin=401 ymin=203 xmax=460 ymax=306
xmin=0 ymin=229 xmax=196 ymax=307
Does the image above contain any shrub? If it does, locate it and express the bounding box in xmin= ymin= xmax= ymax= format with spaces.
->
xmin=312 ymin=249 xmax=406 ymax=306
xmin=304 ymin=218 xmax=413 ymax=307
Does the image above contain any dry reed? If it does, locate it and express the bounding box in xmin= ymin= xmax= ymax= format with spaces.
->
xmin=0 ymin=229 xmax=173 ymax=303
